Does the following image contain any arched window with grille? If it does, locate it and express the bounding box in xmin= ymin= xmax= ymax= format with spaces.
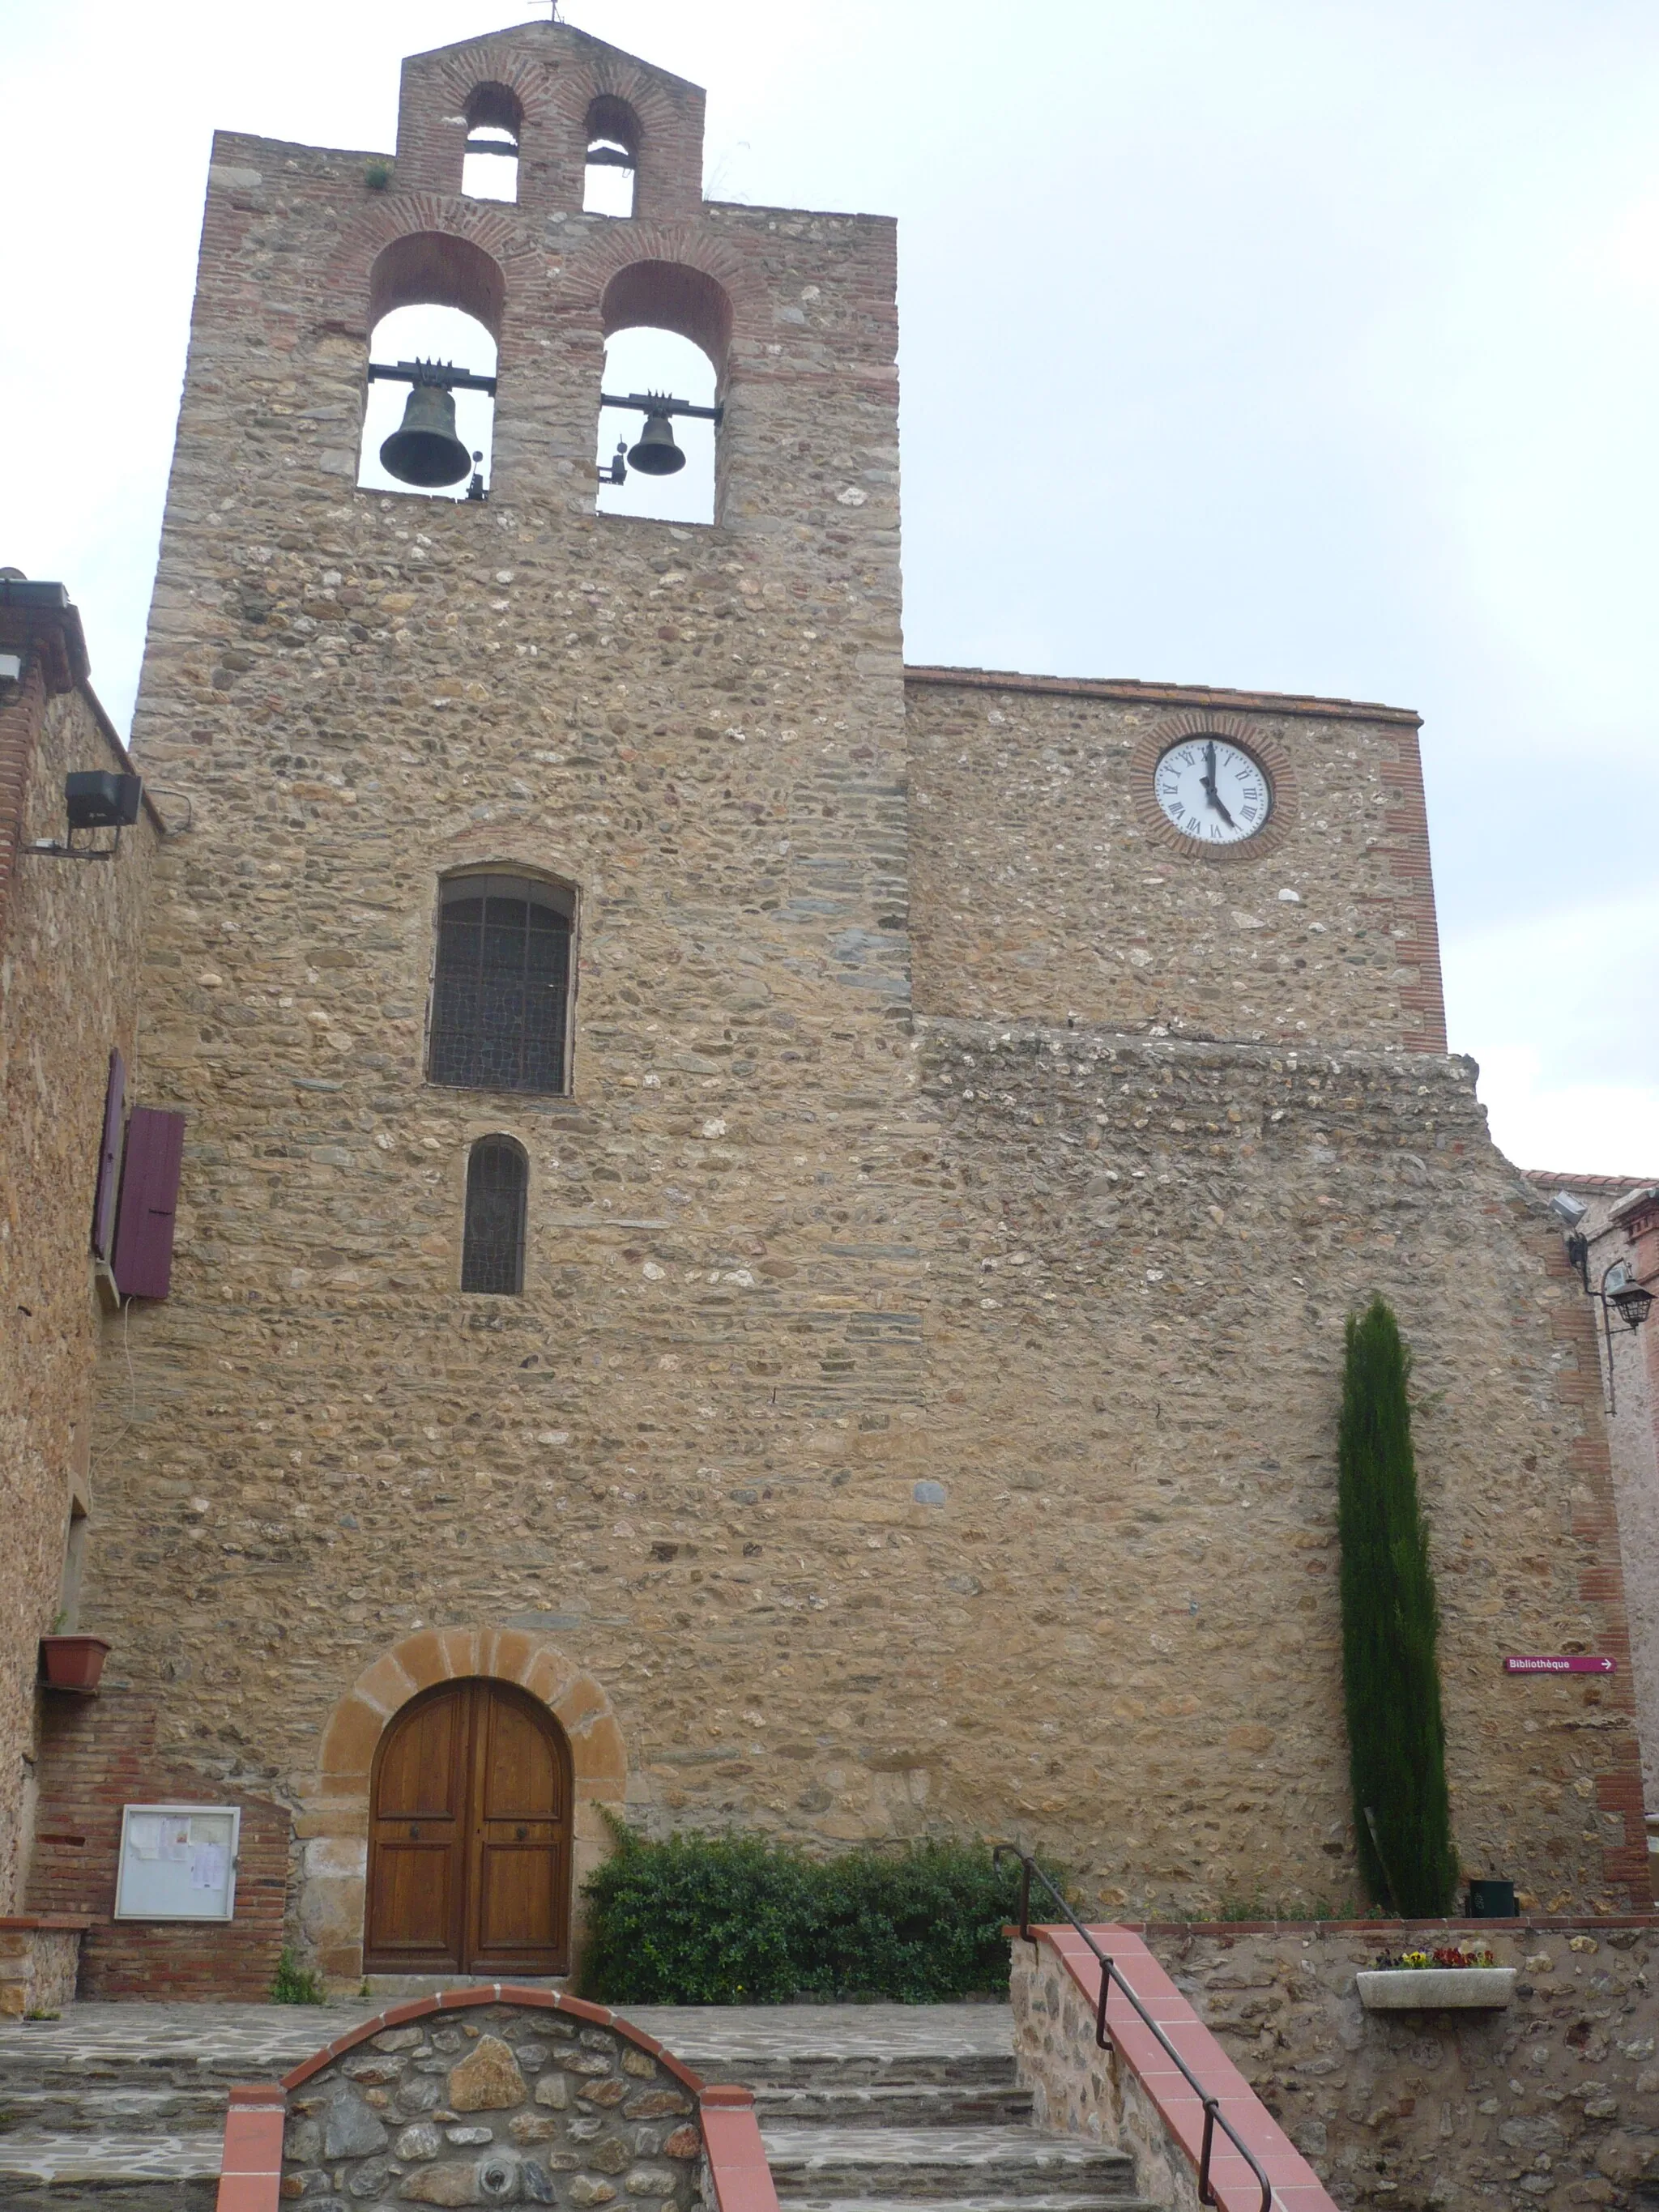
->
xmin=462 ymin=1136 xmax=528 ymax=1295
xmin=429 ymin=872 xmax=574 ymax=1094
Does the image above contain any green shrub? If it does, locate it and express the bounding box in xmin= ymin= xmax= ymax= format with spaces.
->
xmin=578 ymin=1826 xmax=1020 ymax=2005
xmin=271 ymin=1947 xmax=327 ymax=2005
xmin=1337 ymin=1296 xmax=1458 ymax=1916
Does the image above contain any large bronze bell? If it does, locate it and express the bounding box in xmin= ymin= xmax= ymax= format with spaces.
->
xmin=626 ymin=409 xmax=686 ymax=477
xmin=380 ymin=381 xmax=473 ymax=488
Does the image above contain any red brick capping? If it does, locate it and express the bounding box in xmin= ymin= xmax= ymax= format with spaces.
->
xmin=902 ymin=663 xmax=1422 ymax=726
xmin=278 ymin=1984 xmax=706 ymax=2092
xmin=1020 ymin=1921 xmax=1338 ymax=2212
xmin=218 ymin=1986 xmax=777 ymax=2212
xmin=700 ymin=2088 xmax=781 ymax=2212
xmin=217 ymin=2091 xmax=285 ymax=2212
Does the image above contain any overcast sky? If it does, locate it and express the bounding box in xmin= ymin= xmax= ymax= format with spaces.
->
xmin=6 ymin=2 xmax=1657 ymax=1175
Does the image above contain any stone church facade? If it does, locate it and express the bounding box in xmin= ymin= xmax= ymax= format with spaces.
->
xmin=10 ymin=19 xmax=1647 ymax=1993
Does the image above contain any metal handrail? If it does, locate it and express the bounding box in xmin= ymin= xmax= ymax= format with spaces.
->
xmin=995 ymin=1846 xmax=1273 ymax=2212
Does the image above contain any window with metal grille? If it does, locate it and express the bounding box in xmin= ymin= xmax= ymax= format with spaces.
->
xmin=429 ymin=874 xmax=573 ymax=1094
xmin=462 ymin=1136 xmax=528 ymax=1295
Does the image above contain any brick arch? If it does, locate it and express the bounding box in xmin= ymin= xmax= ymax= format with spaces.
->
xmin=422 ymin=43 xmax=552 ymax=126
xmin=565 ymin=224 xmax=766 ymax=354
xmin=369 ymin=230 xmax=508 ymax=339
xmin=467 ymin=81 xmax=525 ymax=139
xmin=322 ymin=196 xmax=544 ymax=340
xmin=301 ymin=1629 xmax=625 ymax=1984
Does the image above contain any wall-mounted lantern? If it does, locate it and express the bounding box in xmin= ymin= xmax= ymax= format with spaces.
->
xmin=26 ymin=770 xmax=143 ymax=862
xmin=1552 ymin=1191 xmax=1653 ymax=1414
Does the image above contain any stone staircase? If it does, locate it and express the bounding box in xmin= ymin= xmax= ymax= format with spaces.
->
xmin=0 ymin=1999 xmax=1153 ymax=2211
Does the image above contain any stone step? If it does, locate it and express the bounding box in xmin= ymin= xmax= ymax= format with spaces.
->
xmin=787 ymin=2201 xmax=1162 ymax=2212
xmin=0 ymin=2090 xmax=228 ymax=2137
xmin=0 ymin=2129 xmax=220 ymax=2211
xmin=754 ymin=2080 xmax=1034 ymax=2127
xmin=710 ymin=2052 xmax=1021 ymax=2091
xmin=760 ymin=2124 xmax=1141 ymax=2201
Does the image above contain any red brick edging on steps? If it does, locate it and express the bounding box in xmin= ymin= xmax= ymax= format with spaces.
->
xmin=214 ymin=1984 xmax=780 ymax=2212
xmin=1026 ymin=1922 xmax=1340 ymax=2212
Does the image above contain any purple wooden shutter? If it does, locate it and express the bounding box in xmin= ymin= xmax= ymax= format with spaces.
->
xmin=91 ymin=1048 xmax=126 ymax=1259
xmin=110 ymin=1107 xmax=186 ymax=1300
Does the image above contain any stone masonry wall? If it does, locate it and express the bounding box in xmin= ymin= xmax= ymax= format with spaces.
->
xmin=0 ymin=667 xmax=156 ymax=1914
xmin=52 ymin=15 xmax=1641 ymax=1986
xmin=1011 ymin=1939 xmax=1212 ymax=2212
xmin=1128 ymin=1920 xmax=1659 ymax=2212
xmin=906 ymin=670 xmax=1444 ymax=1051
xmin=284 ymin=1999 xmax=702 ymax=2211
xmin=76 ymin=1012 xmax=1644 ymax=1950
xmin=903 ymin=1022 xmax=1643 ymax=1915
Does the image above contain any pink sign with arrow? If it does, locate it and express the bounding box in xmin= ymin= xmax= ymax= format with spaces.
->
xmin=1504 ymin=1656 xmax=1616 ymax=1675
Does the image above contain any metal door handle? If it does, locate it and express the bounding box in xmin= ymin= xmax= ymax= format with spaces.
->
xmin=516 ymin=1826 xmax=527 ymax=1840
xmin=409 ymin=1824 xmax=420 ymax=1838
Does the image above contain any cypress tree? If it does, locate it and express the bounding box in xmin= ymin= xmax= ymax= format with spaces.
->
xmin=1337 ymin=1296 xmax=1458 ymax=1916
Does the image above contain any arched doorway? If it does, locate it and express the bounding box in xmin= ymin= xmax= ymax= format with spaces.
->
xmin=365 ymin=1677 xmax=573 ymax=1975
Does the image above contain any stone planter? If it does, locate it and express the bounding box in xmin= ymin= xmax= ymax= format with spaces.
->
xmin=38 ymin=1635 xmax=110 ymax=1692
xmin=1357 ymin=1967 xmax=1516 ymax=2011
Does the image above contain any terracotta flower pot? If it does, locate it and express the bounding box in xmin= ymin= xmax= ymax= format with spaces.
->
xmin=38 ymin=1635 xmax=111 ymax=1692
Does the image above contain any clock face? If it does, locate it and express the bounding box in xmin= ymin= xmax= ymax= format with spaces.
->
xmin=1154 ymin=738 xmax=1272 ymax=846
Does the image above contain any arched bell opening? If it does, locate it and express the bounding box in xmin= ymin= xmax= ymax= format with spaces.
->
xmin=595 ymin=261 xmax=731 ymax=527
xmin=463 ymin=83 xmax=522 ymax=204
xmin=358 ymin=232 xmax=505 ymax=501
xmin=583 ymin=95 xmax=638 ymax=218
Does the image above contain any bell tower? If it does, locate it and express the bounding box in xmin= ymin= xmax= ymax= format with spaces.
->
xmin=92 ymin=16 xmax=914 ymax=1981
xmin=130 ymin=12 xmax=909 ymax=1119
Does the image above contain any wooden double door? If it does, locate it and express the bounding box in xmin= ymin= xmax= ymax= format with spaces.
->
xmin=365 ymin=1678 xmax=572 ymax=1975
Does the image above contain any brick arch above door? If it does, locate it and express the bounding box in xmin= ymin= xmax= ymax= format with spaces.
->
xmin=301 ymin=1627 xmax=626 ymax=1986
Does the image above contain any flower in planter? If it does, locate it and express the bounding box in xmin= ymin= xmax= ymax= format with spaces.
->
xmin=1374 ymin=1946 xmax=1494 ymax=1970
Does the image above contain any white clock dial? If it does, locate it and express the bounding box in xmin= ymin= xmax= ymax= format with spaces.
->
xmin=1154 ymin=738 xmax=1271 ymax=846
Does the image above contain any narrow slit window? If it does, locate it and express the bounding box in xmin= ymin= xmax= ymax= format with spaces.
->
xmin=429 ymin=873 xmax=573 ymax=1095
xmin=462 ymin=1137 xmax=528 ymax=1295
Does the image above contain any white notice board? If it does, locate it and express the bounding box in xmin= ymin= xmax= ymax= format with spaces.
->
xmin=114 ymin=1804 xmax=241 ymax=1921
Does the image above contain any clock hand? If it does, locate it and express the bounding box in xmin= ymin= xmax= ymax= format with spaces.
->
xmin=1201 ymin=742 xmax=1236 ymax=827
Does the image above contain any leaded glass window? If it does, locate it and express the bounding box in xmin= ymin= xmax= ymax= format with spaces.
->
xmin=462 ymin=1136 xmax=527 ymax=1295
xmin=429 ymin=874 xmax=572 ymax=1094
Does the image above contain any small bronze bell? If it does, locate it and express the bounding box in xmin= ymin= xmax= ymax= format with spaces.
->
xmin=380 ymin=381 xmax=473 ymax=488
xmin=626 ymin=409 xmax=685 ymax=477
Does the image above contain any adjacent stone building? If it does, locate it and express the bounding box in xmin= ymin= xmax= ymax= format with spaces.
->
xmin=15 ymin=17 xmax=1649 ymax=1993
xmin=1526 ymin=1173 xmax=1659 ymax=1826
xmin=0 ymin=578 xmax=160 ymax=1914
